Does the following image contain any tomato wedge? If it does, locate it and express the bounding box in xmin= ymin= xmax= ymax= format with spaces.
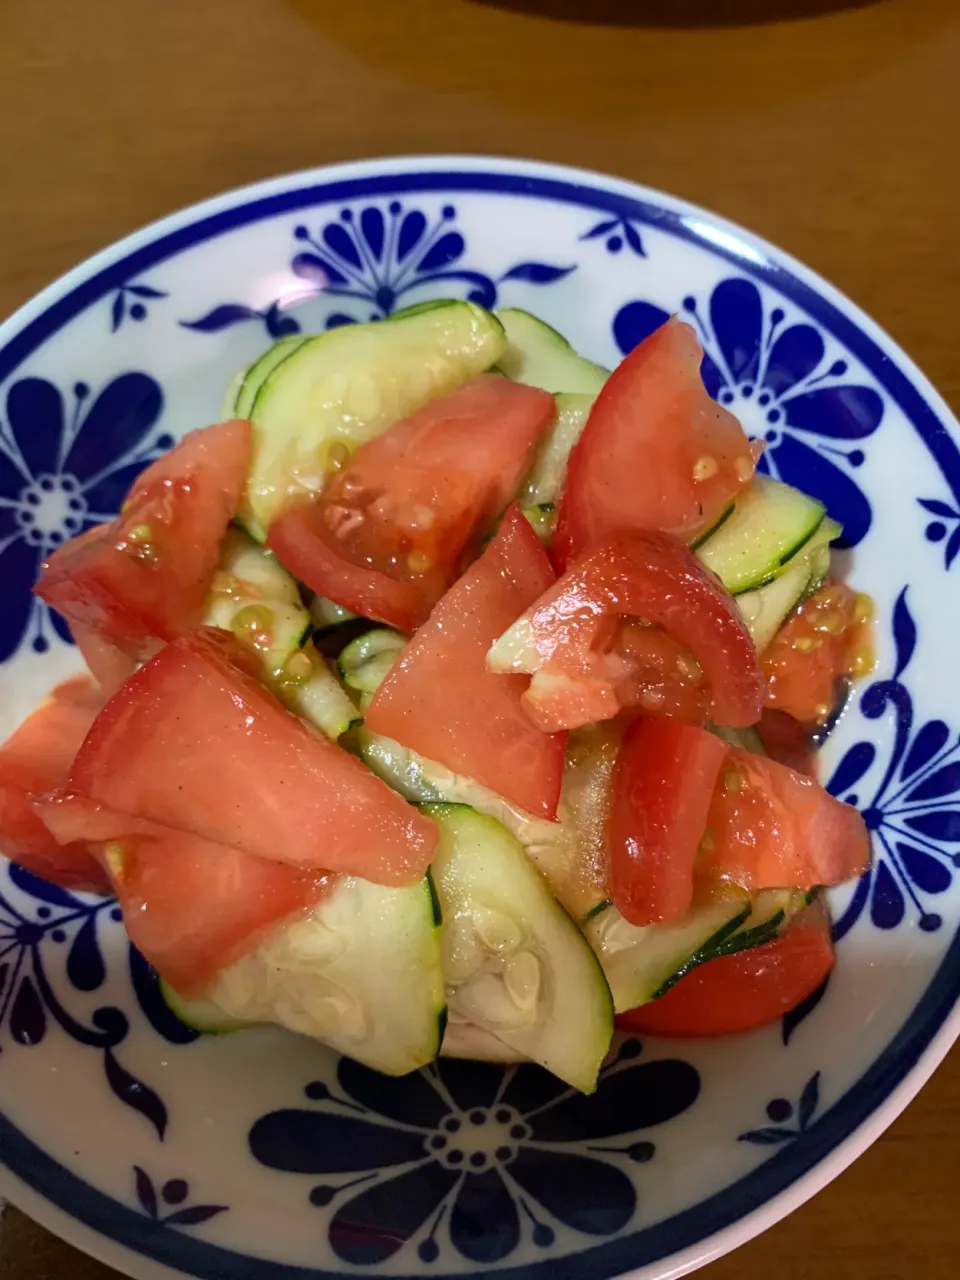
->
xmin=763 ymin=581 xmax=874 ymax=724
xmin=366 ymin=505 xmax=566 ymax=819
xmin=699 ymin=746 xmax=869 ymax=891
xmin=36 ymin=420 xmax=252 ymax=681
xmin=488 ymin=530 xmax=764 ymax=733
xmin=755 ymin=709 xmax=817 ymax=778
xmin=555 ymin=318 xmax=756 ymax=567
xmin=35 ymin=791 xmax=328 ymax=996
xmin=0 ymin=677 xmax=109 ymax=893
xmin=268 ymin=377 xmax=554 ymax=631
xmin=608 ymin=719 xmax=727 ymax=926
xmin=70 ymin=628 xmax=437 ymax=884
xmin=617 ymin=898 xmax=835 ymax=1037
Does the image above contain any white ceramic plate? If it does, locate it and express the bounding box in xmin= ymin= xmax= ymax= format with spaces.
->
xmin=1 ymin=156 xmax=959 ymax=1280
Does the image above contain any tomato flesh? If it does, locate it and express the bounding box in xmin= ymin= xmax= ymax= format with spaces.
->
xmin=499 ymin=530 xmax=764 ymax=733
xmin=268 ymin=377 xmax=554 ymax=631
xmin=70 ymin=627 xmax=437 ymax=884
xmin=0 ymin=677 xmax=109 ymax=893
xmin=617 ymin=898 xmax=835 ymax=1037
xmin=608 ymin=718 xmax=727 ymax=925
xmin=36 ymin=419 xmax=252 ymax=675
xmin=366 ymin=506 xmax=566 ymax=819
xmin=555 ymin=318 xmax=756 ymax=567
xmin=756 ymin=708 xmax=817 ymax=778
xmin=35 ymin=791 xmax=328 ymax=996
xmin=699 ymin=746 xmax=869 ymax=891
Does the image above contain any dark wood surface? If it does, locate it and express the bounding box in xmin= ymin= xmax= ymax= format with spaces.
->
xmin=0 ymin=0 xmax=958 ymax=1275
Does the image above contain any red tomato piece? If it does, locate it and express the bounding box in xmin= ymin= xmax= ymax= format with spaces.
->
xmin=35 ymin=791 xmax=328 ymax=996
xmin=268 ymin=377 xmax=554 ymax=630
xmin=0 ymin=677 xmax=109 ymax=893
xmin=616 ymin=898 xmax=835 ymax=1037
xmin=69 ymin=628 xmax=437 ymax=884
xmin=492 ymin=530 xmax=764 ymax=733
xmin=36 ymin=419 xmax=252 ymax=673
xmin=608 ymin=719 xmax=727 ymax=926
xmin=366 ymin=506 xmax=566 ymax=819
xmin=699 ymin=746 xmax=869 ymax=891
xmin=555 ymin=319 xmax=756 ymax=567
xmin=763 ymin=582 xmax=875 ymax=724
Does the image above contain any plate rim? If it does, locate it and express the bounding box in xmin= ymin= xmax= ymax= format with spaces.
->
xmin=0 ymin=152 xmax=958 ymax=1280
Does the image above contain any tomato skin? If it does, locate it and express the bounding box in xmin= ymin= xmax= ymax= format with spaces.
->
xmin=0 ymin=677 xmax=110 ymax=893
xmin=35 ymin=791 xmax=328 ymax=996
xmin=608 ymin=719 xmax=727 ymax=926
xmin=367 ymin=506 xmax=566 ymax=819
xmin=555 ymin=319 xmax=755 ymax=567
xmin=70 ymin=627 xmax=437 ymax=884
xmin=763 ymin=582 xmax=874 ymax=724
xmin=36 ymin=419 xmax=252 ymax=670
xmin=268 ymin=377 xmax=554 ymax=630
xmin=616 ymin=898 xmax=834 ymax=1037
xmin=700 ymin=746 xmax=869 ymax=891
xmin=511 ymin=530 xmax=764 ymax=733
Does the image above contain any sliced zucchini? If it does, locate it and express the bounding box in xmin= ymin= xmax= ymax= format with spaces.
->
xmin=338 ymin=628 xmax=407 ymax=696
xmin=695 ymin=476 xmax=826 ymax=594
xmin=521 ymin=504 xmax=557 ymax=544
xmin=737 ymin=517 xmax=840 ymax=651
xmin=521 ymin=392 xmax=595 ymax=507
xmin=717 ymin=888 xmax=811 ymax=957
xmin=230 ymin=336 xmax=307 ymax=420
xmin=242 ymin=301 xmax=505 ymax=539
xmin=426 ymin=803 xmax=614 ymax=1092
xmin=497 ymin=309 xmax=608 ymax=394
xmin=585 ymin=895 xmax=751 ymax=1013
xmin=283 ymin=643 xmax=360 ymax=739
xmin=204 ymin=528 xmax=312 ymax=679
xmin=310 ymin=596 xmax=359 ymax=632
xmin=356 ymin=729 xmax=445 ymax=803
xmin=203 ymin=875 xmax=446 ymax=1075
xmin=160 ymin=981 xmax=253 ymax=1034
xmin=441 ymin=1016 xmax=526 ymax=1063
xmin=204 ymin=529 xmax=356 ymax=738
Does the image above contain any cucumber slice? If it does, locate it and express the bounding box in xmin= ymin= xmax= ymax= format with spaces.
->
xmin=717 ymin=888 xmax=810 ymax=957
xmin=203 ymin=875 xmax=446 ymax=1075
xmin=585 ymin=895 xmax=751 ymax=1012
xmin=310 ymin=596 xmax=359 ymax=631
xmin=737 ymin=517 xmax=840 ymax=651
xmin=358 ymin=723 xmax=612 ymax=921
xmin=497 ymin=309 xmax=608 ymax=394
xmin=161 ymin=981 xmax=253 ymax=1034
xmin=242 ymin=301 xmax=505 ymax=539
xmin=233 ymin=336 xmax=307 ymax=419
xmin=521 ymin=504 xmax=557 ymax=544
xmin=426 ymin=803 xmax=614 ymax=1092
xmin=284 ymin=643 xmax=360 ymax=739
xmin=441 ymin=1017 xmax=527 ymax=1063
xmin=204 ymin=528 xmax=312 ymax=678
xmin=521 ymin=392 xmax=595 ymax=506
xmin=338 ymin=628 xmax=407 ymax=696
xmin=695 ymin=476 xmax=826 ymax=594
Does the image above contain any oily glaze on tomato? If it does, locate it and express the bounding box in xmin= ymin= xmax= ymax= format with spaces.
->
xmin=36 ymin=792 xmax=328 ymax=996
xmin=36 ymin=420 xmax=252 ymax=682
xmin=366 ymin=506 xmax=566 ymax=819
xmin=489 ymin=530 xmax=764 ymax=733
xmin=617 ymin=898 xmax=835 ymax=1037
xmin=0 ymin=677 xmax=109 ymax=892
xmin=268 ymin=377 xmax=554 ymax=631
xmin=554 ymin=319 xmax=757 ymax=567
xmin=69 ymin=628 xmax=437 ymax=884
xmin=608 ymin=719 xmax=727 ymax=926
xmin=763 ymin=581 xmax=874 ymax=723
xmin=699 ymin=746 xmax=869 ymax=891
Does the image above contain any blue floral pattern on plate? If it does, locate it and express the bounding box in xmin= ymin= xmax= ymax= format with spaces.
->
xmin=0 ymin=372 xmax=169 ymax=660
xmin=249 ymin=1043 xmax=699 ymax=1266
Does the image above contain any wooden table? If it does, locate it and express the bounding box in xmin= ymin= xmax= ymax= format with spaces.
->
xmin=0 ymin=0 xmax=958 ymax=1276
